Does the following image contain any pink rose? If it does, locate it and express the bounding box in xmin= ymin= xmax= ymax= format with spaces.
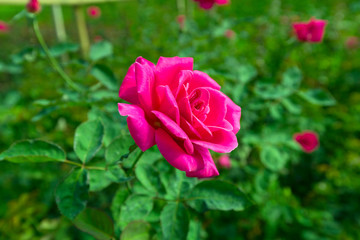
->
xmin=87 ymin=6 xmax=101 ymax=19
xmin=218 ymin=155 xmax=231 ymax=168
xmin=293 ymin=131 xmax=319 ymax=153
xmin=176 ymin=15 xmax=186 ymax=30
xmin=345 ymin=36 xmax=359 ymax=49
xmin=193 ymin=0 xmax=230 ymax=10
xmin=224 ymin=29 xmax=236 ymax=39
xmin=26 ymin=0 xmax=41 ymax=13
xmin=118 ymin=57 xmax=241 ymax=178
xmin=0 ymin=21 xmax=9 ymax=33
xmin=292 ymin=18 xmax=327 ymax=43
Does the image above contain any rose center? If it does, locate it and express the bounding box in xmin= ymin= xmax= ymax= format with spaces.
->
xmin=188 ymin=88 xmax=210 ymax=121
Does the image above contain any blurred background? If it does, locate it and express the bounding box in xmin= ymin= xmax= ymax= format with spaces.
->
xmin=1 ymin=0 xmax=360 ymax=239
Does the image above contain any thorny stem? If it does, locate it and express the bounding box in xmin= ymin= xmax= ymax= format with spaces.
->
xmin=32 ymin=17 xmax=82 ymax=92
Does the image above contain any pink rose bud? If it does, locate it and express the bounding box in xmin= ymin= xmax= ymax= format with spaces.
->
xmin=118 ymin=56 xmax=241 ymax=178
xmin=193 ymin=0 xmax=230 ymax=10
xmin=87 ymin=6 xmax=101 ymax=19
xmin=218 ymin=155 xmax=231 ymax=168
xmin=345 ymin=36 xmax=359 ymax=49
xmin=176 ymin=15 xmax=186 ymax=30
xmin=26 ymin=0 xmax=41 ymax=13
xmin=0 ymin=21 xmax=9 ymax=33
xmin=292 ymin=18 xmax=327 ymax=43
xmin=293 ymin=131 xmax=319 ymax=153
xmin=224 ymin=29 xmax=236 ymax=39
xmin=94 ymin=35 xmax=103 ymax=42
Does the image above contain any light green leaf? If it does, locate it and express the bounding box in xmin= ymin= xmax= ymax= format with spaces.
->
xmin=166 ymin=170 xmax=197 ymax=200
xmin=106 ymin=137 xmax=133 ymax=165
xmin=121 ymin=221 xmax=151 ymax=240
xmin=55 ymin=169 xmax=89 ymax=220
xmin=0 ymin=140 xmax=65 ymax=163
xmin=49 ymin=43 xmax=79 ymax=57
xmin=135 ymin=163 xmax=162 ymax=195
xmin=255 ymin=83 xmax=292 ymax=100
xmin=161 ymin=202 xmax=189 ymax=240
xmin=74 ymin=120 xmax=104 ymax=163
xmin=260 ymin=146 xmax=287 ymax=171
xmin=89 ymin=165 xmax=130 ymax=192
xmin=188 ymin=180 xmax=251 ymax=211
xmin=237 ymin=64 xmax=257 ymax=84
xmin=89 ymin=41 xmax=113 ymax=61
xmin=187 ymin=220 xmax=202 ymax=240
xmin=282 ymin=67 xmax=302 ymax=90
xmin=73 ymin=208 xmax=114 ymax=240
xmin=91 ymin=64 xmax=118 ymax=90
xmin=119 ymin=195 xmax=154 ymax=228
xmin=298 ymin=88 xmax=336 ymax=106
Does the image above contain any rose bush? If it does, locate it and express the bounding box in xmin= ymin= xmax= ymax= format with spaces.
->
xmin=118 ymin=56 xmax=241 ymax=178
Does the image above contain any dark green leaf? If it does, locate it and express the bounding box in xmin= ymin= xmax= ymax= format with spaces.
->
xmin=161 ymin=202 xmax=189 ymax=240
xmin=260 ymin=146 xmax=287 ymax=171
xmin=119 ymin=195 xmax=154 ymax=228
xmin=106 ymin=137 xmax=133 ymax=165
xmin=55 ymin=169 xmax=89 ymax=220
xmin=74 ymin=120 xmax=104 ymax=163
xmin=48 ymin=43 xmax=79 ymax=57
xmin=91 ymin=64 xmax=118 ymax=90
xmin=73 ymin=208 xmax=114 ymax=240
xmin=0 ymin=140 xmax=66 ymax=163
xmin=89 ymin=165 xmax=129 ymax=192
xmin=135 ymin=163 xmax=162 ymax=195
xmin=298 ymin=89 xmax=336 ymax=106
xmin=121 ymin=221 xmax=151 ymax=240
xmin=188 ymin=180 xmax=251 ymax=211
xmin=89 ymin=41 xmax=113 ymax=61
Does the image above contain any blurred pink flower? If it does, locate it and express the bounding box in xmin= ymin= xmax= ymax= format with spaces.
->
xmin=193 ymin=0 xmax=230 ymax=10
xmin=224 ymin=29 xmax=235 ymax=39
xmin=294 ymin=131 xmax=319 ymax=153
xmin=0 ymin=21 xmax=9 ymax=33
xmin=87 ymin=6 xmax=101 ymax=19
xmin=118 ymin=56 xmax=241 ymax=178
xmin=345 ymin=36 xmax=359 ymax=49
xmin=293 ymin=18 xmax=327 ymax=43
xmin=176 ymin=15 xmax=186 ymax=30
xmin=218 ymin=155 xmax=231 ymax=168
xmin=26 ymin=0 xmax=41 ymax=13
xmin=94 ymin=35 xmax=103 ymax=42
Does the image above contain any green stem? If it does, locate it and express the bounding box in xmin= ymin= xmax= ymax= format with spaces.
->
xmin=63 ymin=159 xmax=83 ymax=168
xmin=131 ymin=150 xmax=144 ymax=172
xmin=32 ymin=18 xmax=82 ymax=92
xmin=63 ymin=159 xmax=106 ymax=171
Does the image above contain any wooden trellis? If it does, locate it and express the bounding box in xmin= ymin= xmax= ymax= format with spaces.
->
xmin=0 ymin=0 xmax=131 ymax=58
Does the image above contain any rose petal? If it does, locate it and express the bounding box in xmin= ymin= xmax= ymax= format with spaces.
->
xmin=155 ymin=128 xmax=203 ymax=172
xmin=202 ymin=88 xmax=227 ymax=127
xmin=118 ymin=103 xmax=155 ymax=151
xmin=224 ymin=96 xmax=241 ymax=134
xmin=191 ymin=129 xmax=238 ymax=153
xmin=186 ymin=147 xmax=219 ymax=178
xmin=187 ymin=70 xmax=221 ymax=94
xmin=156 ymin=85 xmax=180 ymax=124
xmin=118 ymin=63 xmax=139 ymax=104
xmin=215 ymin=0 xmax=229 ymax=4
xmin=135 ymin=58 xmax=155 ymax=113
xmin=180 ymin=116 xmax=202 ymax=139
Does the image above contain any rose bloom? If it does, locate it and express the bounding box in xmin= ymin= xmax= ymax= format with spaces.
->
xmin=26 ymin=0 xmax=41 ymax=13
xmin=193 ymin=0 xmax=230 ymax=10
xmin=118 ymin=57 xmax=241 ymax=178
xmin=0 ymin=21 xmax=9 ymax=33
xmin=345 ymin=36 xmax=359 ymax=49
xmin=293 ymin=131 xmax=319 ymax=153
xmin=87 ymin=6 xmax=101 ymax=19
xmin=218 ymin=155 xmax=231 ymax=168
xmin=292 ymin=18 xmax=327 ymax=43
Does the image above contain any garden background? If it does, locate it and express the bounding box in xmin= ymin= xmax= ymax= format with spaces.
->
xmin=1 ymin=0 xmax=360 ymax=239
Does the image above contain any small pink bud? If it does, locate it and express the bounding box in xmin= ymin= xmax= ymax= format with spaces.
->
xmin=293 ymin=131 xmax=319 ymax=153
xmin=218 ymin=155 xmax=231 ymax=168
xmin=87 ymin=6 xmax=101 ymax=19
xmin=94 ymin=35 xmax=103 ymax=43
xmin=26 ymin=0 xmax=41 ymax=14
xmin=194 ymin=0 xmax=230 ymax=10
xmin=176 ymin=15 xmax=186 ymax=30
xmin=0 ymin=21 xmax=9 ymax=33
xmin=292 ymin=17 xmax=327 ymax=43
xmin=345 ymin=36 xmax=359 ymax=49
xmin=224 ymin=29 xmax=236 ymax=39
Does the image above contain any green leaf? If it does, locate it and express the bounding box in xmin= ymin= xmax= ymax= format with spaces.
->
xmin=135 ymin=163 xmax=162 ymax=195
xmin=89 ymin=41 xmax=113 ymax=61
xmin=0 ymin=140 xmax=66 ymax=163
xmin=298 ymin=88 xmax=336 ymax=106
xmin=74 ymin=120 xmax=104 ymax=163
xmin=91 ymin=64 xmax=118 ymax=90
xmin=260 ymin=146 xmax=287 ymax=171
xmin=89 ymin=165 xmax=129 ymax=192
xmin=73 ymin=208 xmax=114 ymax=240
xmin=111 ymin=187 xmax=129 ymax=225
xmin=188 ymin=180 xmax=251 ymax=211
xmin=237 ymin=64 xmax=257 ymax=84
xmin=187 ymin=220 xmax=202 ymax=240
xmin=106 ymin=137 xmax=133 ymax=165
xmin=48 ymin=43 xmax=79 ymax=57
xmin=121 ymin=221 xmax=151 ymax=240
xmin=282 ymin=67 xmax=302 ymax=90
xmin=254 ymin=83 xmax=292 ymax=100
xmin=55 ymin=169 xmax=89 ymax=220
xmin=160 ymin=202 xmax=189 ymax=240
xmin=165 ymin=170 xmax=197 ymax=200
xmin=119 ymin=195 xmax=154 ymax=228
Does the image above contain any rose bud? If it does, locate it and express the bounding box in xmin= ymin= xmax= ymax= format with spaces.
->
xmin=87 ymin=6 xmax=101 ymax=19
xmin=224 ymin=29 xmax=236 ymax=39
xmin=193 ymin=0 xmax=230 ymax=10
xmin=0 ymin=21 xmax=9 ymax=33
xmin=26 ymin=0 xmax=41 ymax=14
xmin=292 ymin=18 xmax=327 ymax=43
xmin=118 ymin=57 xmax=241 ymax=178
xmin=293 ymin=131 xmax=319 ymax=153
xmin=218 ymin=155 xmax=231 ymax=168
xmin=176 ymin=15 xmax=186 ymax=30
xmin=345 ymin=36 xmax=359 ymax=49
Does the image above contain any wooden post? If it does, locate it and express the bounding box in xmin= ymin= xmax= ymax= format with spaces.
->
xmin=52 ymin=5 xmax=67 ymax=42
xmin=74 ymin=5 xmax=90 ymax=59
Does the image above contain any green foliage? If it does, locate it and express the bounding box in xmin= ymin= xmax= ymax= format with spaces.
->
xmin=120 ymin=221 xmax=151 ymax=240
xmin=89 ymin=41 xmax=114 ymax=62
xmin=298 ymin=89 xmax=337 ymax=106
xmin=160 ymin=202 xmax=189 ymax=240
